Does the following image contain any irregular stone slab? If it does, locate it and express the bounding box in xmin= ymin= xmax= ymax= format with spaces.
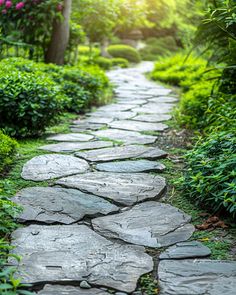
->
xmin=159 ymin=241 xmax=211 ymax=260
xmin=91 ymin=129 xmax=157 ymax=145
xmin=132 ymin=114 xmax=172 ymax=123
xmin=133 ymin=103 xmax=173 ymax=114
xmin=47 ymin=133 xmax=94 ymax=142
xmin=56 ymin=173 xmax=166 ymax=206
xmin=83 ymin=117 xmax=113 ymax=124
xmin=11 ymin=225 xmax=153 ymax=293
xmin=96 ymin=160 xmax=165 ymax=173
xmin=116 ymin=98 xmax=147 ymax=105
xmin=139 ymin=88 xmax=172 ymax=96
xmin=40 ymin=141 xmax=113 ymax=153
xmin=109 ymin=120 xmax=168 ymax=132
xmin=21 ymin=154 xmax=89 ymax=181
xmin=116 ymin=92 xmax=153 ymax=99
xmin=13 ymin=187 xmax=119 ymax=224
xmin=38 ymin=285 xmax=110 ymax=295
xmin=70 ymin=122 xmax=106 ymax=132
xmin=75 ymin=145 xmax=167 ymax=162
xmin=158 ymin=259 xmax=236 ymax=295
xmin=89 ymin=111 xmax=137 ymax=120
xmin=148 ymin=96 xmax=178 ymax=103
xmin=92 ymin=202 xmax=194 ymax=248
xmin=98 ymin=104 xmax=137 ymax=112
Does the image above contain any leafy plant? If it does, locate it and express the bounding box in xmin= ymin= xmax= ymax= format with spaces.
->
xmin=0 ymin=63 xmax=65 ymax=138
xmin=180 ymin=132 xmax=236 ymax=218
xmin=95 ymin=56 xmax=112 ymax=70
xmin=0 ymin=131 xmax=18 ymax=174
xmin=111 ymin=57 xmax=129 ymax=68
xmin=140 ymin=274 xmax=159 ymax=295
xmin=107 ymin=44 xmax=141 ymax=63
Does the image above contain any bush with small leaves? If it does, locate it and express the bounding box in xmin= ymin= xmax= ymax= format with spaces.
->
xmin=111 ymin=57 xmax=129 ymax=68
xmin=180 ymin=132 xmax=236 ymax=218
xmin=0 ymin=65 xmax=65 ymax=138
xmin=107 ymin=44 xmax=141 ymax=63
xmin=94 ymin=56 xmax=112 ymax=70
xmin=0 ymin=131 xmax=18 ymax=174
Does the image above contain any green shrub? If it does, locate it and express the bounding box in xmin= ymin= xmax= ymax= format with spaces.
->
xmin=140 ymin=36 xmax=178 ymax=61
xmin=151 ymin=53 xmax=207 ymax=86
xmin=180 ymin=132 xmax=236 ymax=218
xmin=0 ymin=58 xmax=110 ymax=115
xmin=205 ymin=94 xmax=236 ymax=133
xmin=175 ymin=81 xmax=214 ymax=129
xmin=95 ymin=56 xmax=112 ymax=70
xmin=111 ymin=57 xmax=129 ymax=68
xmin=0 ymin=131 xmax=18 ymax=174
xmin=78 ymin=45 xmax=100 ymax=57
xmin=0 ymin=65 xmax=65 ymax=138
xmin=107 ymin=44 xmax=141 ymax=63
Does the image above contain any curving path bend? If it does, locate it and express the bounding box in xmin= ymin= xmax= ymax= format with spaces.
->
xmin=11 ymin=62 xmax=236 ymax=295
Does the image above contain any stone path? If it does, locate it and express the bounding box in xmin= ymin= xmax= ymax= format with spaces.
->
xmin=11 ymin=62 xmax=236 ymax=294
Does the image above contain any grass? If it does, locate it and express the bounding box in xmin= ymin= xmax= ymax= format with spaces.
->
xmin=0 ymin=112 xmax=78 ymax=199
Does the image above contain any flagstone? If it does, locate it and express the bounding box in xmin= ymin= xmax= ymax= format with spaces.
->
xmin=56 ymin=172 xmax=166 ymax=206
xmin=21 ymin=154 xmax=89 ymax=181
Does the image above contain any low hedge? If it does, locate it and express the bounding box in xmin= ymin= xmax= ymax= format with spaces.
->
xmin=95 ymin=56 xmax=112 ymax=70
xmin=0 ymin=65 xmax=65 ymax=138
xmin=111 ymin=57 xmax=129 ymax=68
xmin=0 ymin=131 xmax=18 ymax=173
xmin=107 ymin=44 xmax=141 ymax=63
xmin=0 ymin=58 xmax=109 ymax=135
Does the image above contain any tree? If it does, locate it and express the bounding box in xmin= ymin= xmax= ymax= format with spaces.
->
xmin=46 ymin=0 xmax=72 ymax=64
xmin=73 ymin=0 xmax=119 ymax=55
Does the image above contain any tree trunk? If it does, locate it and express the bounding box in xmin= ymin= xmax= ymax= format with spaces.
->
xmin=100 ymin=39 xmax=110 ymax=57
xmin=45 ymin=0 xmax=71 ymax=65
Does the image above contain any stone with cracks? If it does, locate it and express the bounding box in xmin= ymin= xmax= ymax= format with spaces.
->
xmin=56 ymin=173 xmax=166 ymax=206
xmin=98 ymin=104 xmax=137 ymax=112
xmin=10 ymin=225 xmax=153 ymax=293
xmin=116 ymin=98 xmax=147 ymax=105
xmin=159 ymin=241 xmax=211 ymax=260
xmin=38 ymin=285 xmax=110 ymax=295
xmin=92 ymin=202 xmax=194 ymax=248
xmin=47 ymin=133 xmax=94 ymax=142
xmin=91 ymin=129 xmax=157 ymax=145
xmin=88 ymin=111 xmax=137 ymax=120
xmin=109 ymin=120 xmax=168 ymax=132
xmin=96 ymin=160 xmax=165 ymax=173
xmin=13 ymin=187 xmax=119 ymax=224
xmin=82 ymin=117 xmax=113 ymax=124
xmin=158 ymin=259 xmax=236 ymax=295
xmin=75 ymin=145 xmax=167 ymax=162
xmin=70 ymin=122 xmax=106 ymax=132
xmin=39 ymin=141 xmax=113 ymax=153
xmin=21 ymin=154 xmax=89 ymax=181
xmin=133 ymin=103 xmax=173 ymax=114
xmin=148 ymin=96 xmax=178 ymax=103
xmin=132 ymin=114 xmax=172 ymax=123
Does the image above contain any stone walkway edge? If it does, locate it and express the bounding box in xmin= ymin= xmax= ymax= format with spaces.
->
xmin=10 ymin=62 xmax=236 ymax=295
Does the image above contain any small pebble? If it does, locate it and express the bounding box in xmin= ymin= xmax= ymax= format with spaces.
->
xmin=80 ymin=281 xmax=91 ymax=289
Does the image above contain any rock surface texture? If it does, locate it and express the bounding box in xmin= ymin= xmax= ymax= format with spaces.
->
xmin=75 ymin=145 xmax=167 ymax=162
xmin=13 ymin=187 xmax=119 ymax=224
xmin=38 ymin=285 xmax=110 ymax=295
xmin=21 ymin=154 xmax=89 ymax=181
xmin=56 ymin=172 xmax=166 ymax=206
xmin=92 ymin=202 xmax=195 ymax=247
xmin=13 ymin=62 xmax=230 ymax=294
xmin=158 ymin=259 xmax=236 ymax=295
xmin=11 ymin=225 xmax=153 ymax=293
